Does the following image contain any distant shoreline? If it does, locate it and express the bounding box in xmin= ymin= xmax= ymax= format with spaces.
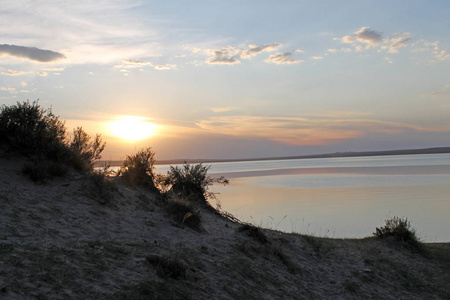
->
xmin=96 ymin=146 xmax=450 ymax=167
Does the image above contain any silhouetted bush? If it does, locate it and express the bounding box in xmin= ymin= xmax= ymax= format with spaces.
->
xmin=0 ymin=100 xmax=68 ymax=160
xmin=163 ymin=163 xmax=229 ymax=205
xmin=374 ymin=217 xmax=421 ymax=248
xmin=0 ymin=100 xmax=106 ymax=179
xmin=121 ymin=147 xmax=158 ymax=191
xmin=70 ymin=127 xmax=106 ymax=171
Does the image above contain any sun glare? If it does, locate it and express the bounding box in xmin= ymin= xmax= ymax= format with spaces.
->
xmin=110 ymin=116 xmax=157 ymax=141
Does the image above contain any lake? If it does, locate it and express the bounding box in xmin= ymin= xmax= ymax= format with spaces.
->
xmin=155 ymin=153 xmax=450 ymax=242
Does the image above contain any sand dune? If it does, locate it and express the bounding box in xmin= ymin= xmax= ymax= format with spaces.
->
xmin=1 ymin=153 xmax=449 ymax=299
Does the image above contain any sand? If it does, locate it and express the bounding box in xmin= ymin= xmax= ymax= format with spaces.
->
xmin=0 ymin=153 xmax=449 ymax=299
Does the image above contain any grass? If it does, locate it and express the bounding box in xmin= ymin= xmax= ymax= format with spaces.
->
xmin=166 ymin=196 xmax=202 ymax=231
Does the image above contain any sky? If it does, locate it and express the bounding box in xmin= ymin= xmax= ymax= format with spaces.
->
xmin=1 ymin=0 xmax=450 ymax=161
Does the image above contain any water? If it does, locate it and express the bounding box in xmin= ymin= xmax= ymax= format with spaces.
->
xmin=156 ymin=154 xmax=450 ymax=242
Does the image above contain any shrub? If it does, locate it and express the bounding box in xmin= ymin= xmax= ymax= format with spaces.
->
xmin=0 ymin=100 xmax=68 ymax=160
xmin=121 ymin=147 xmax=158 ymax=191
xmin=163 ymin=163 xmax=229 ymax=205
xmin=85 ymin=167 xmax=116 ymax=204
xmin=70 ymin=127 xmax=105 ymax=171
xmin=374 ymin=217 xmax=420 ymax=247
xmin=0 ymin=100 xmax=106 ymax=176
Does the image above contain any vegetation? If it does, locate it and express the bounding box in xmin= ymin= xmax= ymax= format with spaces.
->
xmin=163 ymin=163 xmax=229 ymax=205
xmin=0 ymin=100 xmax=68 ymax=160
xmin=70 ymin=127 xmax=105 ymax=171
xmin=121 ymin=147 xmax=158 ymax=191
xmin=374 ymin=217 xmax=421 ymax=249
xmin=0 ymin=100 xmax=106 ymax=181
xmin=166 ymin=196 xmax=202 ymax=230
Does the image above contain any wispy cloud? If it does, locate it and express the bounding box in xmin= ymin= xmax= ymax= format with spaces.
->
xmin=0 ymin=1 xmax=161 ymax=64
xmin=239 ymin=43 xmax=281 ymax=58
xmin=196 ymin=114 xmax=450 ymax=146
xmin=0 ymin=44 xmax=66 ymax=62
xmin=0 ymin=87 xmax=18 ymax=94
xmin=423 ymin=84 xmax=450 ymax=98
xmin=114 ymin=59 xmax=176 ymax=71
xmin=211 ymin=107 xmax=236 ymax=113
xmin=339 ymin=27 xmax=413 ymax=54
xmin=265 ymin=52 xmax=303 ymax=64
xmin=204 ymin=43 xmax=281 ymax=64
xmin=205 ymin=47 xmax=240 ymax=64
xmin=0 ymin=69 xmax=33 ymax=76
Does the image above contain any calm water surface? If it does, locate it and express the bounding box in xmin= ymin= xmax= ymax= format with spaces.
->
xmin=156 ymin=154 xmax=450 ymax=242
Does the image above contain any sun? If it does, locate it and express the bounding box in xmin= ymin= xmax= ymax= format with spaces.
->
xmin=110 ymin=116 xmax=157 ymax=141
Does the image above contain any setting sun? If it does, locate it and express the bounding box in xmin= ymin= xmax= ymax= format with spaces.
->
xmin=110 ymin=116 xmax=157 ymax=141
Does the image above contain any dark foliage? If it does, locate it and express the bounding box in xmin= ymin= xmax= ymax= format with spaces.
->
xmin=374 ymin=217 xmax=421 ymax=248
xmin=163 ymin=163 xmax=228 ymax=204
xmin=121 ymin=148 xmax=158 ymax=192
xmin=0 ymin=100 xmax=68 ymax=160
xmin=0 ymin=100 xmax=106 ymax=180
xmin=70 ymin=127 xmax=105 ymax=171
xmin=238 ymin=224 xmax=269 ymax=244
xmin=166 ymin=197 xmax=202 ymax=230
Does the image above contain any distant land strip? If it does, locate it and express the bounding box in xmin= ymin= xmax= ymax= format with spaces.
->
xmin=96 ymin=147 xmax=450 ymax=167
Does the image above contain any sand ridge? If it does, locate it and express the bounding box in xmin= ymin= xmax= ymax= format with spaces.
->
xmin=0 ymin=154 xmax=449 ymax=299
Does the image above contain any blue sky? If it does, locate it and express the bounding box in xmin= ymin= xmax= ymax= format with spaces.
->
xmin=1 ymin=0 xmax=449 ymax=160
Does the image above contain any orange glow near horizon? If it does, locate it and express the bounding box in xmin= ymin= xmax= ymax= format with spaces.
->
xmin=109 ymin=116 xmax=157 ymax=141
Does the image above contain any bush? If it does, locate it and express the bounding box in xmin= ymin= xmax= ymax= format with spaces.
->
xmin=70 ymin=127 xmax=105 ymax=171
xmin=163 ymin=163 xmax=229 ymax=205
xmin=0 ymin=100 xmax=68 ymax=160
xmin=374 ymin=217 xmax=420 ymax=247
xmin=0 ymin=100 xmax=106 ymax=177
xmin=121 ymin=148 xmax=158 ymax=191
xmin=85 ymin=167 xmax=116 ymax=204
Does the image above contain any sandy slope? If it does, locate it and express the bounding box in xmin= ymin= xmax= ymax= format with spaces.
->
xmin=0 ymin=154 xmax=449 ymax=299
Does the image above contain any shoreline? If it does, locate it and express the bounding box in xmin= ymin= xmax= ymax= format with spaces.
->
xmin=97 ymin=146 xmax=450 ymax=167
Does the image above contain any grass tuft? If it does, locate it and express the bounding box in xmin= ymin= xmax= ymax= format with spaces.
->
xmin=237 ymin=224 xmax=269 ymax=244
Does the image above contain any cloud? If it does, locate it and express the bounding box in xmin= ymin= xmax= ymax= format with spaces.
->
xmin=211 ymin=107 xmax=236 ymax=113
xmin=342 ymin=27 xmax=383 ymax=46
xmin=114 ymin=59 xmax=176 ymax=71
xmin=239 ymin=43 xmax=281 ymax=58
xmin=195 ymin=114 xmax=450 ymax=146
xmin=38 ymin=72 xmax=48 ymax=76
xmin=205 ymin=43 xmax=281 ymax=64
xmin=205 ymin=47 xmax=241 ymax=64
xmin=0 ymin=2 xmax=163 ymax=64
xmin=328 ymin=48 xmax=338 ymax=53
xmin=339 ymin=27 xmax=415 ymax=55
xmin=0 ymin=44 xmax=66 ymax=62
xmin=0 ymin=69 xmax=33 ymax=76
xmin=154 ymin=64 xmax=176 ymax=70
xmin=0 ymin=87 xmax=18 ymax=94
xmin=311 ymin=56 xmax=323 ymax=60
xmin=20 ymin=81 xmax=27 ymax=86
xmin=265 ymin=52 xmax=303 ymax=64
xmin=423 ymin=85 xmax=450 ymax=98
xmin=412 ymin=40 xmax=450 ymax=62
xmin=382 ymin=36 xmax=412 ymax=53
